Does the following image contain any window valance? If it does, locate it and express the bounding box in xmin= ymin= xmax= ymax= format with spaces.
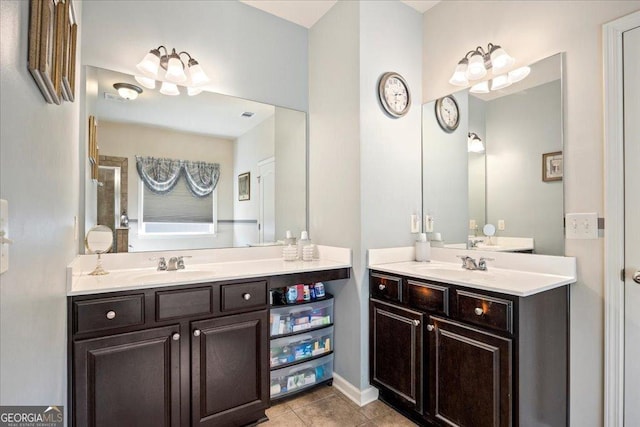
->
xmin=135 ymin=156 xmax=220 ymax=198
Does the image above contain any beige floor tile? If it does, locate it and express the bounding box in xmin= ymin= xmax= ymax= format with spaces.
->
xmin=286 ymin=386 xmax=336 ymax=410
xmin=294 ymin=395 xmax=369 ymax=427
xmin=370 ymin=410 xmax=419 ymax=427
xmin=360 ymin=400 xmax=393 ymax=420
xmin=266 ymin=400 xmax=292 ymax=419
xmin=262 ymin=409 xmax=306 ymax=426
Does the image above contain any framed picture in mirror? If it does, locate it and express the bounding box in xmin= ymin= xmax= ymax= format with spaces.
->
xmin=543 ymin=151 xmax=563 ymax=182
xmin=238 ymin=172 xmax=250 ymax=201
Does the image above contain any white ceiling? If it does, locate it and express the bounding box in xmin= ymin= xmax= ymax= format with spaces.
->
xmin=240 ymin=0 xmax=440 ymax=28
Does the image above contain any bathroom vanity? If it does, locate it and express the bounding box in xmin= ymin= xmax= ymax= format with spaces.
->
xmin=368 ymin=247 xmax=576 ymax=427
xmin=66 ymin=246 xmax=350 ymax=427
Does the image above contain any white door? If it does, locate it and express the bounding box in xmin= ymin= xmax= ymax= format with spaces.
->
xmin=624 ymin=25 xmax=640 ymax=426
xmin=257 ymin=157 xmax=275 ymax=243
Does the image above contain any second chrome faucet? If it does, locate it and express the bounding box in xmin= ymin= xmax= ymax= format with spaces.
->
xmin=153 ymin=256 xmax=192 ymax=271
xmin=457 ymin=255 xmax=494 ymax=271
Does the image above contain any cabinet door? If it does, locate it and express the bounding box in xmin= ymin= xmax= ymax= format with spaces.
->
xmin=191 ymin=309 xmax=269 ymax=426
xmin=429 ymin=316 xmax=512 ymax=427
xmin=370 ymin=299 xmax=424 ymax=414
xmin=73 ymin=325 xmax=181 ymax=427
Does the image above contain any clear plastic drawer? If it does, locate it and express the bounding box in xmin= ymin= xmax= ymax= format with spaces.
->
xmin=269 ymin=297 xmax=333 ymax=337
xmin=270 ymin=326 xmax=333 ymax=368
xmin=269 ymin=353 xmax=334 ymax=399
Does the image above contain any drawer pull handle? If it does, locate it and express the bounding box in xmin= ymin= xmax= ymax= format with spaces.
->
xmin=106 ymin=310 xmax=116 ymax=320
xmin=193 ymin=329 xmax=201 ymax=337
xmin=172 ymin=333 xmax=180 ymax=341
xmin=378 ymin=284 xmax=386 ymax=291
xmin=474 ymin=307 xmax=484 ymax=316
xmin=427 ymin=324 xmax=435 ymax=332
xmin=243 ymin=293 xmax=251 ymax=301
xmin=413 ymin=319 xmax=420 ymax=326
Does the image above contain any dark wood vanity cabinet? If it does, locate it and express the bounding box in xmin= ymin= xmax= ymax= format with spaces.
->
xmin=368 ymin=270 xmax=568 ymax=427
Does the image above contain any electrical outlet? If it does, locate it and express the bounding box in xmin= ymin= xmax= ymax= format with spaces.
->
xmin=566 ymin=213 xmax=598 ymax=239
xmin=410 ymin=214 xmax=420 ymax=233
xmin=498 ymin=219 xmax=505 ymax=230
xmin=469 ymin=219 xmax=477 ymax=230
xmin=425 ymin=215 xmax=434 ymax=233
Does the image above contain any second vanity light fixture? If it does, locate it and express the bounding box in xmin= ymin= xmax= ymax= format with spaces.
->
xmin=135 ymin=46 xmax=210 ymax=96
xmin=449 ymin=43 xmax=530 ymax=93
xmin=468 ymin=132 xmax=485 ymax=153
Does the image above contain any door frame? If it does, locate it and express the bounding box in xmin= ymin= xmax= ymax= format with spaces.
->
xmin=257 ymin=156 xmax=275 ymax=243
xmin=603 ymin=11 xmax=640 ymax=427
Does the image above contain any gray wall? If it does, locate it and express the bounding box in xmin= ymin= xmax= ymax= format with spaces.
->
xmin=422 ymin=90 xmax=469 ymax=245
xmin=468 ymin=95 xmax=486 ymax=230
xmin=0 ymin=0 xmax=82 ymax=410
xmin=485 ymin=80 xmax=563 ymax=255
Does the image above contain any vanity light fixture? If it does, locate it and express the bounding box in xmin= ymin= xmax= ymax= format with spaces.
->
xmin=468 ymin=132 xmax=485 ymax=153
xmin=135 ymin=45 xmax=210 ymax=96
xmin=113 ymin=83 xmax=143 ymax=100
xmin=449 ymin=43 xmax=515 ymax=87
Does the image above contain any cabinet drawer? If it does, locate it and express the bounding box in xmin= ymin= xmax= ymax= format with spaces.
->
xmin=221 ymin=281 xmax=267 ymax=312
xmin=74 ymin=294 xmax=144 ymax=334
xmin=406 ymin=280 xmax=449 ymax=315
xmin=370 ymin=273 xmax=402 ymax=302
xmin=156 ymin=287 xmax=212 ymax=321
xmin=455 ymin=290 xmax=513 ymax=333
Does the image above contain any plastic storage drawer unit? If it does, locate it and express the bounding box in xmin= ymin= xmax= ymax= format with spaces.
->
xmin=269 ymin=354 xmax=334 ymax=399
xmin=270 ymin=326 xmax=333 ymax=368
xmin=270 ymin=297 xmax=333 ymax=337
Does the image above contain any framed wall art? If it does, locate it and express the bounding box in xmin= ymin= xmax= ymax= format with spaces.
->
xmin=542 ymin=151 xmax=563 ymax=182
xmin=238 ymin=172 xmax=250 ymax=201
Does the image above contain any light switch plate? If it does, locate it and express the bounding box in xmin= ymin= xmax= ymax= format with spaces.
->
xmin=566 ymin=212 xmax=598 ymax=239
xmin=0 ymin=199 xmax=8 ymax=274
xmin=498 ymin=219 xmax=505 ymax=231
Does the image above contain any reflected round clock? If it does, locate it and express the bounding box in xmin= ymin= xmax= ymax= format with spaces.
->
xmin=435 ymin=95 xmax=460 ymax=132
xmin=378 ymin=72 xmax=411 ymax=118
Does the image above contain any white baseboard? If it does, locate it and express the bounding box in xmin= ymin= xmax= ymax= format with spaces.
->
xmin=331 ymin=372 xmax=379 ymax=407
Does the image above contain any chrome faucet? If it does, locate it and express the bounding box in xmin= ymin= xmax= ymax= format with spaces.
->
xmin=457 ymin=255 xmax=494 ymax=271
xmin=151 ymin=256 xmax=167 ymax=271
xmin=167 ymin=257 xmax=179 ymax=271
xmin=468 ymin=239 xmax=483 ymax=248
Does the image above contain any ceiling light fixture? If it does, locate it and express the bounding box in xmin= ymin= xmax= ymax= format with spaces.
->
xmin=449 ymin=43 xmax=518 ymax=90
xmin=113 ymin=83 xmax=143 ymax=100
xmin=468 ymin=132 xmax=485 ymax=153
xmin=135 ymin=46 xmax=210 ymax=96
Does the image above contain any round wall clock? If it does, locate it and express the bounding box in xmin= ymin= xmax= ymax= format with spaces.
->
xmin=378 ymin=72 xmax=411 ymax=118
xmin=435 ymin=95 xmax=460 ymax=132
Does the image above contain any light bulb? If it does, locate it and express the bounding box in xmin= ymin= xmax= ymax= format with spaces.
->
xmin=187 ymin=60 xmax=209 ymax=86
xmin=466 ymin=52 xmax=487 ymax=80
xmin=136 ymin=49 xmax=161 ymax=79
xmin=468 ymin=133 xmax=485 ymax=153
xmin=134 ymin=75 xmax=156 ymax=89
xmin=449 ymin=59 xmax=469 ymax=86
xmin=508 ymin=66 xmax=531 ymax=83
xmin=113 ymin=83 xmax=142 ymax=100
xmin=490 ymin=45 xmax=515 ymax=73
xmin=159 ymin=81 xmax=180 ymax=96
xmin=165 ymin=52 xmax=187 ymax=83
xmin=470 ymin=81 xmax=489 ymax=94
xmin=490 ymin=74 xmax=512 ymax=91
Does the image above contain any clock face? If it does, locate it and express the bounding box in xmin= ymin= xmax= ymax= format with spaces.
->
xmin=378 ymin=72 xmax=411 ymax=118
xmin=435 ymin=95 xmax=460 ymax=132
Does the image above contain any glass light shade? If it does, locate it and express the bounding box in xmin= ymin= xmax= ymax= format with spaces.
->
xmin=449 ymin=59 xmax=469 ymax=86
xmin=468 ymin=137 xmax=485 ymax=153
xmin=187 ymin=86 xmax=203 ymax=96
xmin=117 ymin=87 xmax=139 ymax=100
xmin=466 ymin=53 xmax=487 ymax=80
xmin=508 ymin=66 xmax=531 ymax=83
xmin=470 ymin=81 xmax=490 ymax=94
xmin=165 ymin=56 xmax=187 ymax=83
xmin=134 ymin=75 xmax=156 ymax=89
xmin=188 ymin=62 xmax=209 ymax=86
xmin=490 ymin=47 xmax=515 ymax=73
xmin=159 ymin=81 xmax=180 ymax=96
xmin=136 ymin=50 xmax=160 ymax=78
xmin=490 ymin=74 xmax=512 ymax=91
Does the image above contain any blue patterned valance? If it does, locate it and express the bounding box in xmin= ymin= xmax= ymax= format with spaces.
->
xmin=135 ymin=156 xmax=220 ymax=197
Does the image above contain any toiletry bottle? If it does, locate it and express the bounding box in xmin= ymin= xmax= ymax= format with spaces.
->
xmin=298 ymin=231 xmax=311 ymax=259
xmin=284 ymin=230 xmax=297 ymax=246
xmin=415 ymin=232 xmax=431 ymax=262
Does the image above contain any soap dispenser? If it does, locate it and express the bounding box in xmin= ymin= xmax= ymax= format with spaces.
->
xmin=415 ymin=232 xmax=431 ymax=262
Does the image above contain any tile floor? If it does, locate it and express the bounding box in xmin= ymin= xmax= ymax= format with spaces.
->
xmin=263 ymin=385 xmax=418 ymax=426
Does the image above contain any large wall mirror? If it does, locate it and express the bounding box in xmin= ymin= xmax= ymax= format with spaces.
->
xmin=83 ymin=66 xmax=306 ymax=253
xmin=422 ymin=53 xmax=564 ymax=255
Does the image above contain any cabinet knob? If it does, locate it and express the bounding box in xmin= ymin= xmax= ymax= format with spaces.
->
xmin=172 ymin=333 xmax=180 ymax=341
xmin=633 ymin=271 xmax=640 ymax=284
xmin=243 ymin=293 xmax=251 ymax=301
xmin=413 ymin=319 xmax=420 ymax=326
xmin=378 ymin=284 xmax=386 ymax=291
xmin=193 ymin=329 xmax=201 ymax=337
xmin=106 ymin=310 xmax=116 ymax=320
xmin=427 ymin=324 xmax=435 ymax=332
xmin=474 ymin=307 xmax=484 ymax=316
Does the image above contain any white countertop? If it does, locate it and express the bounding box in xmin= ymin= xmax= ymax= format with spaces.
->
xmin=68 ymin=245 xmax=351 ymax=296
xmin=368 ymin=247 xmax=576 ymax=297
